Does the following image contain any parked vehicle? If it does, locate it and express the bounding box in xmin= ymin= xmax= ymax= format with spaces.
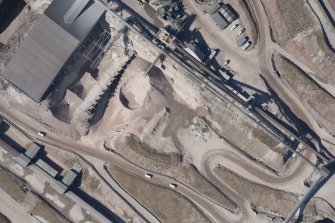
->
xmin=223 ymin=59 xmax=230 ymax=66
xmin=145 ymin=173 xmax=153 ymax=179
xmin=37 ymin=131 xmax=46 ymax=137
xmin=230 ymin=24 xmax=238 ymax=31
xmin=169 ymin=183 xmax=177 ymax=189
xmin=238 ymin=28 xmax=245 ymax=35
xmin=241 ymin=41 xmax=252 ymax=51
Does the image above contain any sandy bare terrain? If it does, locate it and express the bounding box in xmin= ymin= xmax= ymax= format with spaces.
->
xmin=274 ymin=55 xmax=335 ymax=134
xmin=263 ymin=0 xmax=335 ymax=87
xmin=0 ymin=0 xmax=334 ymax=222
xmin=214 ymin=167 xmax=335 ymax=221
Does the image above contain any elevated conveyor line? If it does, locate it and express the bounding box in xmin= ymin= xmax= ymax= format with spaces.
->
xmin=94 ymin=0 xmax=331 ymax=172
xmin=173 ymin=44 xmax=332 ymax=172
xmin=254 ymin=107 xmax=329 ymax=164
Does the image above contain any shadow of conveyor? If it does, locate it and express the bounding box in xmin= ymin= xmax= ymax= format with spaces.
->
xmin=260 ymin=75 xmax=335 ymax=162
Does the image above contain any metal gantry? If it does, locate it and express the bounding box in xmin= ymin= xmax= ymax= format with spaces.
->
xmin=82 ymin=29 xmax=112 ymax=64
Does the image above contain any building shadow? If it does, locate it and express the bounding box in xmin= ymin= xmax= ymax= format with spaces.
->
xmin=0 ymin=131 xmax=25 ymax=154
xmin=190 ymin=28 xmax=212 ymax=56
xmin=0 ymin=121 xmax=10 ymax=133
xmin=113 ymin=0 xmax=159 ymax=33
xmin=72 ymin=187 xmax=125 ymax=223
xmin=127 ymin=16 xmax=155 ymax=40
xmin=175 ymin=14 xmax=197 ymax=42
xmin=0 ymin=0 xmax=26 ymax=33
xmin=229 ymin=78 xmax=272 ymax=105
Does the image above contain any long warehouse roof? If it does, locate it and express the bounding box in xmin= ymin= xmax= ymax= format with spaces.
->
xmin=1 ymin=0 xmax=105 ymax=102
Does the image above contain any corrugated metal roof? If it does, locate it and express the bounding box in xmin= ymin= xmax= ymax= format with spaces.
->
xmin=64 ymin=0 xmax=90 ymax=24
xmin=45 ymin=0 xmax=105 ymax=41
xmin=52 ymin=181 xmax=68 ymax=194
xmin=62 ymin=170 xmax=77 ymax=186
xmin=36 ymin=159 xmax=58 ymax=177
xmin=15 ymin=154 xmax=30 ymax=167
xmin=62 ymin=164 xmax=82 ymax=186
xmin=210 ymin=3 xmax=237 ymax=30
xmin=1 ymin=0 xmax=105 ymax=102
xmin=25 ymin=142 xmax=41 ymax=159
xmin=210 ymin=12 xmax=229 ymax=29
xmin=209 ymin=4 xmax=221 ymax=15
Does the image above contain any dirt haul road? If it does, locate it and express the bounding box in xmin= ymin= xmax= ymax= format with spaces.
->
xmin=248 ymin=0 xmax=326 ymax=136
xmin=0 ymin=105 xmax=320 ymax=223
xmin=0 ymin=108 xmax=239 ymax=223
xmin=0 ymin=1 xmax=332 ymax=222
xmin=202 ymin=149 xmax=316 ymax=193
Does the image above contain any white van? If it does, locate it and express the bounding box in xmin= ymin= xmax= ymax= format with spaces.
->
xmin=230 ymin=24 xmax=238 ymax=31
xmin=37 ymin=131 xmax=46 ymax=137
xmin=169 ymin=183 xmax=177 ymax=189
xmin=145 ymin=173 xmax=153 ymax=179
xmin=241 ymin=41 xmax=252 ymax=51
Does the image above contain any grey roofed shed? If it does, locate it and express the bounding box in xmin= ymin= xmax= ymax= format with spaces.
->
xmin=62 ymin=164 xmax=82 ymax=186
xmin=51 ymin=181 xmax=68 ymax=194
xmin=209 ymin=3 xmax=238 ymax=30
xmin=25 ymin=142 xmax=42 ymax=159
xmin=62 ymin=170 xmax=77 ymax=186
xmin=210 ymin=12 xmax=229 ymax=29
xmin=35 ymin=159 xmax=59 ymax=177
xmin=15 ymin=154 xmax=31 ymax=167
xmin=1 ymin=0 xmax=105 ymax=102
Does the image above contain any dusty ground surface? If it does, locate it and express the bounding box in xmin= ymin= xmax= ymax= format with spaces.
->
xmin=43 ymin=145 xmax=146 ymax=223
xmin=106 ymin=133 xmax=237 ymax=211
xmin=214 ymin=166 xmax=335 ymax=221
xmin=274 ymin=55 xmax=335 ymax=134
xmin=263 ymin=0 xmax=335 ymax=87
xmin=108 ymin=164 xmax=211 ymax=223
xmin=0 ymin=163 xmax=70 ymax=223
xmin=0 ymin=127 xmax=145 ymax=223
xmin=161 ymin=165 xmax=237 ymax=211
xmin=0 ymin=0 xmax=334 ymax=222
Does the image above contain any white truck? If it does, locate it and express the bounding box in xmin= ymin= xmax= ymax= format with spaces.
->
xmin=223 ymin=59 xmax=230 ymax=66
xmin=230 ymin=24 xmax=238 ymax=31
xmin=145 ymin=173 xmax=153 ymax=179
xmin=241 ymin=41 xmax=252 ymax=51
xmin=37 ymin=131 xmax=46 ymax=137
xmin=169 ymin=183 xmax=177 ymax=189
